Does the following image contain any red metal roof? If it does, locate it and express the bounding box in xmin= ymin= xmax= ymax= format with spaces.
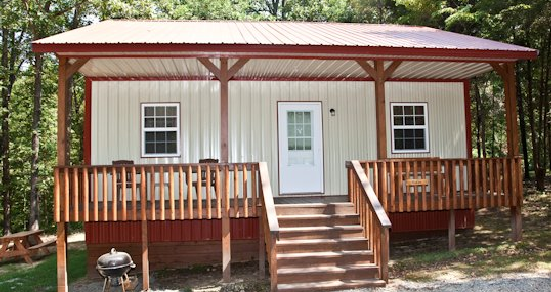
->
xmin=33 ymin=20 xmax=537 ymax=60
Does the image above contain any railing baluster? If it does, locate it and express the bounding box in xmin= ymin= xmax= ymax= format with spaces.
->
xmin=389 ymin=162 xmax=396 ymax=212
xmin=206 ymin=164 xmax=211 ymax=219
xmin=397 ymin=162 xmax=404 ymax=212
xmin=216 ymin=165 xmax=221 ymax=219
xmin=187 ymin=165 xmax=193 ymax=219
xmin=121 ymin=166 xmax=127 ymax=221
xmin=169 ymin=166 xmax=175 ymax=220
xmin=421 ymin=161 xmax=427 ymax=211
xmin=482 ymin=159 xmax=488 ymax=208
xmin=437 ymin=160 xmax=443 ymax=210
xmin=102 ymin=167 xmax=108 ymax=221
xmin=131 ymin=166 xmax=137 ymax=220
xmin=197 ymin=165 xmax=202 ymax=219
xmin=496 ymin=159 xmax=502 ymax=207
xmin=179 ymin=166 xmax=184 ymax=220
xmin=459 ymin=160 xmax=464 ymax=209
xmin=140 ymin=166 xmax=146 ymax=220
xmin=150 ymin=166 xmax=155 ymax=220
xmin=489 ymin=159 xmax=495 ymax=207
xmin=111 ymin=166 xmax=117 ymax=221
xmin=381 ymin=162 xmax=388 ymax=211
xmin=412 ymin=161 xmax=418 ymax=211
xmin=466 ymin=160 xmax=472 ymax=209
xmin=83 ymin=167 xmax=89 ymax=222
xmin=405 ymin=161 xmax=411 ymax=212
xmin=54 ymin=168 xmax=60 ymax=222
xmin=243 ymin=164 xmax=249 ymax=218
xmin=234 ymin=164 xmax=239 ymax=218
xmin=251 ymin=164 xmax=257 ymax=217
xmin=93 ymin=168 xmax=98 ymax=221
xmin=72 ymin=168 xmax=79 ymax=221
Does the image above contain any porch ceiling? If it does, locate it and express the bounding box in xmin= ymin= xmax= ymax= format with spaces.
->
xmin=77 ymin=58 xmax=493 ymax=81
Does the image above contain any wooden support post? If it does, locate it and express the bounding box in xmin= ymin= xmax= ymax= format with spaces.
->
xmin=258 ymin=208 xmax=265 ymax=279
xmin=222 ymin=166 xmax=231 ymax=281
xmin=448 ymin=209 xmax=456 ymax=251
xmin=197 ymin=58 xmax=249 ymax=163
xmin=56 ymin=222 xmax=68 ymax=292
xmin=491 ymin=62 xmax=522 ymax=241
xmin=141 ymin=219 xmax=150 ymax=291
xmin=269 ymin=234 xmax=277 ymax=292
xmin=374 ymin=61 xmax=387 ymax=159
xmin=356 ymin=60 xmax=402 ymax=159
xmin=56 ymin=56 xmax=69 ymax=292
xmin=220 ymin=58 xmax=229 ymax=163
xmin=380 ymin=228 xmax=390 ymax=283
xmin=511 ymin=206 xmax=522 ymax=241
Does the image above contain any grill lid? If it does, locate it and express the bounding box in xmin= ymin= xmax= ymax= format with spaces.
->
xmin=97 ymin=248 xmax=135 ymax=270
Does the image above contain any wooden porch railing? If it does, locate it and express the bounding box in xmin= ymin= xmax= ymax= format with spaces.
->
xmin=347 ymin=160 xmax=392 ymax=283
xmin=53 ymin=162 xmax=260 ymax=222
xmin=258 ymin=162 xmax=279 ymax=291
xmin=358 ymin=157 xmax=523 ymax=213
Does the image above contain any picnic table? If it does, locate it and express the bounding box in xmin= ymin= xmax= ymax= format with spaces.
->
xmin=0 ymin=230 xmax=56 ymax=264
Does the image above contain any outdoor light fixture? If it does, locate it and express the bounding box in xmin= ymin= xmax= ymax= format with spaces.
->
xmin=330 ymin=108 xmax=336 ymax=116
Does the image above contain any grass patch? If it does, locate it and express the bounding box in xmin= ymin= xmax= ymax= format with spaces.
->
xmin=0 ymin=250 xmax=87 ymax=292
xmin=389 ymin=185 xmax=551 ymax=282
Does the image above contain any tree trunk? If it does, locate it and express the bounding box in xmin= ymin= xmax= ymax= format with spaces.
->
xmin=516 ymin=63 xmax=530 ymax=179
xmin=474 ymin=80 xmax=483 ymax=157
xmin=526 ymin=60 xmax=539 ymax=185
xmin=1 ymin=28 xmax=11 ymax=235
xmin=28 ymin=52 xmax=42 ymax=231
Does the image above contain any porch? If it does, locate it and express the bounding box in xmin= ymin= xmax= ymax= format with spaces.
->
xmin=52 ymin=156 xmax=523 ymax=291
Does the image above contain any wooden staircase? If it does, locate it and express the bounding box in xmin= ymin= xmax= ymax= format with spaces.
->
xmin=274 ymin=202 xmax=387 ymax=292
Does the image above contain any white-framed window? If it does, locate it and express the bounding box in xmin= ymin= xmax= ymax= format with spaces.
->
xmin=141 ymin=103 xmax=180 ymax=157
xmin=391 ymin=103 xmax=429 ymax=153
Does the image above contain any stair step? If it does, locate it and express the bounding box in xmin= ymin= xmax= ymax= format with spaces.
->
xmin=277 ymin=279 xmax=387 ymax=292
xmin=277 ymin=214 xmax=359 ymax=227
xmin=279 ymin=225 xmax=364 ymax=240
xmin=277 ymin=238 xmax=369 ymax=253
xmin=275 ymin=203 xmax=355 ymax=215
xmin=278 ymin=264 xmax=379 ymax=283
xmin=277 ymin=250 xmax=374 ymax=267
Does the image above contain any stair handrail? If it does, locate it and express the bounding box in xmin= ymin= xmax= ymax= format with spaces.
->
xmin=347 ymin=160 xmax=391 ymax=283
xmin=258 ymin=162 xmax=279 ymax=291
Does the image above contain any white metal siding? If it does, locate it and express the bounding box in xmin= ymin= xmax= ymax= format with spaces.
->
xmin=228 ymin=81 xmax=377 ymax=196
xmin=91 ymin=80 xmax=220 ymax=165
xmin=385 ymin=82 xmax=467 ymax=159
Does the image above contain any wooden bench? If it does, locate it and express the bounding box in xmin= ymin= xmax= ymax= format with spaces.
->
xmin=28 ymin=239 xmax=56 ymax=255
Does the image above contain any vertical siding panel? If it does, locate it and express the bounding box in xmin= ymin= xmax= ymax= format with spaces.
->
xmin=228 ymin=81 xmax=376 ymax=196
xmin=92 ymin=80 xmax=220 ymax=165
xmin=386 ymin=82 xmax=466 ymax=160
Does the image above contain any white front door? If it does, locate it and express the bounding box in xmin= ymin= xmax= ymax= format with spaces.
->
xmin=278 ymin=102 xmax=324 ymax=194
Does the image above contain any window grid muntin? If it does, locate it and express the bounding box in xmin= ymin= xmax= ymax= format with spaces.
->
xmin=141 ymin=103 xmax=180 ymax=157
xmin=287 ymin=110 xmax=313 ymax=151
xmin=391 ymin=103 xmax=429 ymax=153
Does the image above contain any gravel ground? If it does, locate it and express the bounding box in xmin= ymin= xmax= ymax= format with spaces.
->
xmin=69 ymin=270 xmax=551 ymax=292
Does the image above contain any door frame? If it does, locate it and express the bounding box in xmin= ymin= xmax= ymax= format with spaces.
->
xmin=277 ymin=101 xmax=325 ymax=195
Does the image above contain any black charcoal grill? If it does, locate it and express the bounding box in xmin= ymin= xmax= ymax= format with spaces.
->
xmin=96 ymin=248 xmax=136 ymax=292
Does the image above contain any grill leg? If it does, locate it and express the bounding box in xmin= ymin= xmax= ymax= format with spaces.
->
xmin=102 ymin=278 xmax=111 ymax=292
xmin=120 ymin=276 xmax=126 ymax=292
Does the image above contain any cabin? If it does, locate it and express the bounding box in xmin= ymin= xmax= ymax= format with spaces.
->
xmin=32 ymin=20 xmax=537 ymax=292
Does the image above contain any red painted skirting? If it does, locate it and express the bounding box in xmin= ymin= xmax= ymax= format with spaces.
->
xmin=389 ymin=209 xmax=475 ymax=233
xmin=85 ymin=218 xmax=260 ymax=244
